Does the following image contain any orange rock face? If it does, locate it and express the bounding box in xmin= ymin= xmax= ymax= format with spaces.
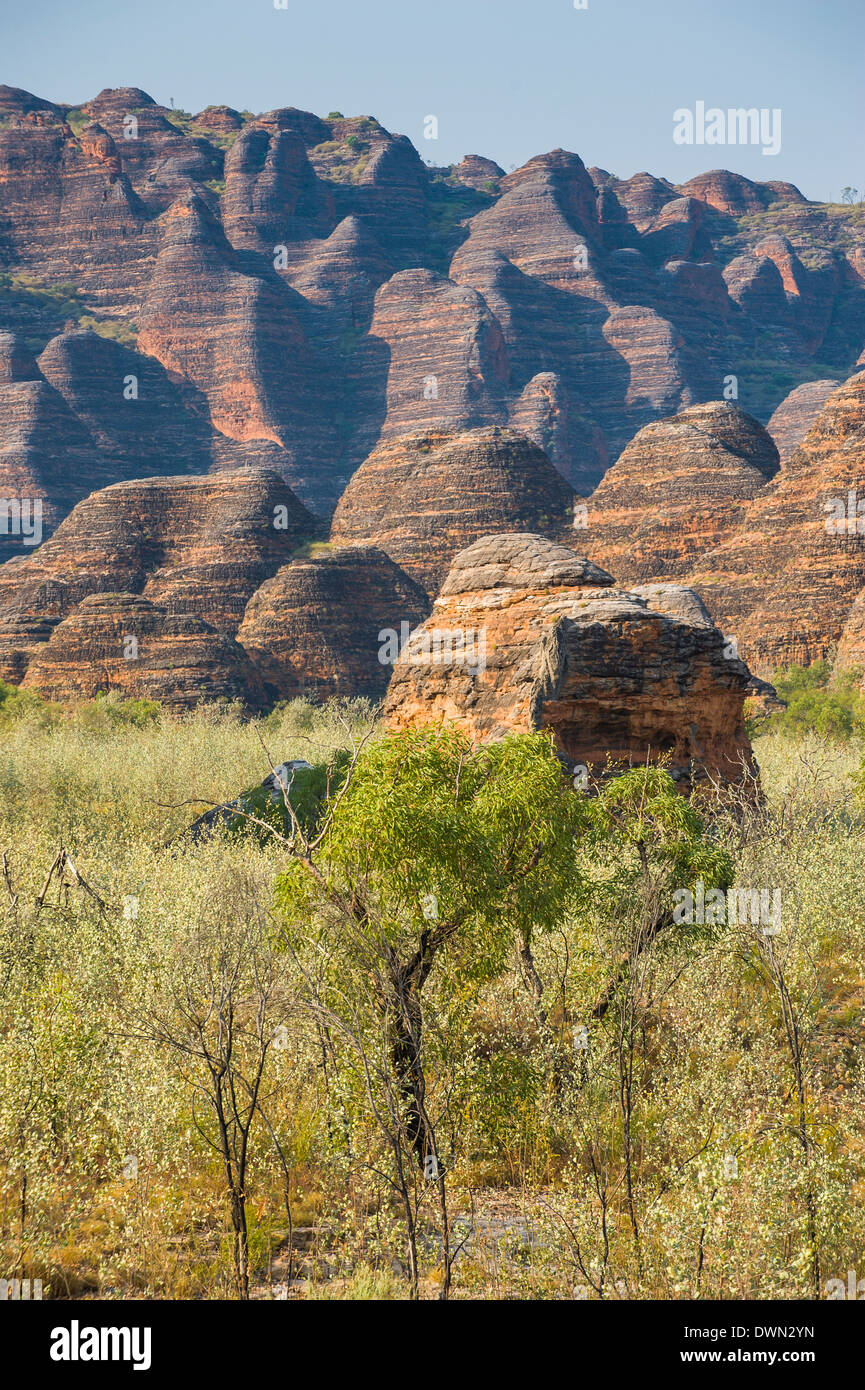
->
xmin=686 ymin=372 xmax=865 ymax=672
xmin=0 ymin=469 xmax=315 ymax=686
xmin=0 ymin=327 xmax=293 ymax=559
xmin=2 ymin=80 xmax=865 ymax=701
xmin=2 ymin=82 xmax=864 ymax=527
xmin=383 ymin=534 xmax=755 ymax=787
xmin=0 ymin=470 xmax=434 ymax=708
xmin=236 ymin=545 xmax=429 ymax=701
xmin=585 ymin=402 xmax=779 ymax=584
xmin=20 ymin=593 xmax=264 ymax=710
xmin=767 ymin=380 xmax=841 ymax=464
xmin=329 ymin=427 xmax=575 ymax=597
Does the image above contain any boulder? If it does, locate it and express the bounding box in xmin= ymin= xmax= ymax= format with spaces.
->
xmin=19 ymin=593 xmax=265 ymax=710
xmin=236 ymin=544 xmax=429 ymax=701
xmin=383 ymin=533 xmax=755 ymax=786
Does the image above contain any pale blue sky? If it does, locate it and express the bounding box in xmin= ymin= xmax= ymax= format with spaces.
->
xmin=2 ymin=0 xmax=861 ymax=201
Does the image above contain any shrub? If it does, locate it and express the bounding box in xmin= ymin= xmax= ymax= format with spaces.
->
xmin=766 ymin=660 xmax=865 ymax=740
xmin=0 ymin=679 xmax=55 ymax=726
xmin=76 ymin=315 xmax=139 ymax=348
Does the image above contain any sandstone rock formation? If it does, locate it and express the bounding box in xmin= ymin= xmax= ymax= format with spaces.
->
xmin=687 ymin=372 xmax=865 ymax=671
xmin=0 ymin=331 xmax=98 ymax=559
xmin=137 ymin=192 xmax=344 ymax=512
xmin=0 ymin=469 xmax=315 ymax=683
xmin=383 ymin=533 xmax=755 ymax=786
xmin=0 ymin=327 xmax=281 ymax=557
xmin=0 ymin=468 xmax=434 ymax=707
xmin=330 ymin=427 xmax=575 ymax=596
xmin=20 ymin=593 xmax=264 ymax=710
xmin=452 ymin=156 xmax=504 ymax=191
xmin=834 ymin=591 xmax=865 ymax=679
xmin=767 ymin=379 xmax=841 ymax=463
xmin=2 ymin=82 xmax=865 ymax=684
xmin=236 ymin=545 xmax=429 ymax=701
xmin=2 ymin=83 xmax=864 ymax=528
xmin=345 ymin=268 xmax=509 ymax=468
xmin=585 ymin=402 xmax=779 ymax=583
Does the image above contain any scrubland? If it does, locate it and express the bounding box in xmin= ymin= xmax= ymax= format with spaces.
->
xmin=1 ymin=686 xmax=863 ymax=1300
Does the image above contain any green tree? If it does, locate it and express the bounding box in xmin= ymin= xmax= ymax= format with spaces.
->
xmin=275 ymin=726 xmax=589 ymax=1295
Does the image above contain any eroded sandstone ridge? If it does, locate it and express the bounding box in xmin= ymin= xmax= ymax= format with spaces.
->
xmin=330 ymin=426 xmax=575 ymax=595
xmin=766 ymin=380 xmax=841 ymax=465
xmin=236 ymin=545 xmax=429 ymax=701
xmin=0 ymin=467 xmax=436 ymax=707
xmin=2 ymin=81 xmax=865 ymax=696
xmin=0 ymin=327 xmax=290 ymax=558
xmin=2 ymin=82 xmax=863 ymax=531
xmin=20 ymin=594 xmax=264 ymax=710
xmin=383 ymin=534 xmax=755 ymax=785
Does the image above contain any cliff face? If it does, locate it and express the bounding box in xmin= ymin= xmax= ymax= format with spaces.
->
xmin=329 ymin=426 xmax=576 ymax=596
xmin=383 ymin=533 xmax=755 ymax=787
xmin=2 ymin=82 xmax=865 ymax=701
xmin=2 ymin=83 xmax=863 ymax=530
xmin=766 ymin=380 xmax=842 ymax=464
xmin=0 ymin=327 xmax=289 ymax=558
xmin=585 ymin=402 xmax=779 ymax=584
xmin=0 ymin=332 xmax=98 ymax=559
xmin=0 ymin=469 xmax=434 ymax=707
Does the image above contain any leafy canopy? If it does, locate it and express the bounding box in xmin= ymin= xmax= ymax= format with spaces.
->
xmin=276 ymin=727 xmax=590 ymax=982
xmin=767 ymin=661 xmax=865 ymax=741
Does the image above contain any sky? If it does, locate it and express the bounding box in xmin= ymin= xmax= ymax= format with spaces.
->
xmin=1 ymin=0 xmax=862 ymax=202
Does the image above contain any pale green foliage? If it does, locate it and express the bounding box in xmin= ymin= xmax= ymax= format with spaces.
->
xmin=277 ymin=727 xmax=588 ymax=976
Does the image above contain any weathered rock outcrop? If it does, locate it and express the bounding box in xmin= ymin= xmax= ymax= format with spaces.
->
xmin=453 ymin=156 xmax=504 ymax=191
xmin=3 ymin=85 xmax=864 ymax=518
xmin=20 ymin=593 xmax=264 ymax=710
xmin=2 ymin=83 xmax=865 ymax=678
xmin=507 ymin=370 xmax=608 ymax=487
xmin=330 ymin=427 xmax=575 ymax=596
xmin=0 ymin=332 xmax=98 ymax=558
xmin=586 ymin=401 xmax=779 ymax=583
xmin=0 ymin=88 xmax=155 ymax=315
xmin=678 ymin=170 xmax=804 ymax=218
xmin=236 ymin=545 xmax=429 ymax=701
xmin=835 ymin=590 xmax=865 ymax=680
xmin=345 ymin=268 xmax=509 ymax=467
xmin=383 ymin=533 xmax=755 ymax=785
xmin=137 ymin=192 xmax=343 ymax=511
